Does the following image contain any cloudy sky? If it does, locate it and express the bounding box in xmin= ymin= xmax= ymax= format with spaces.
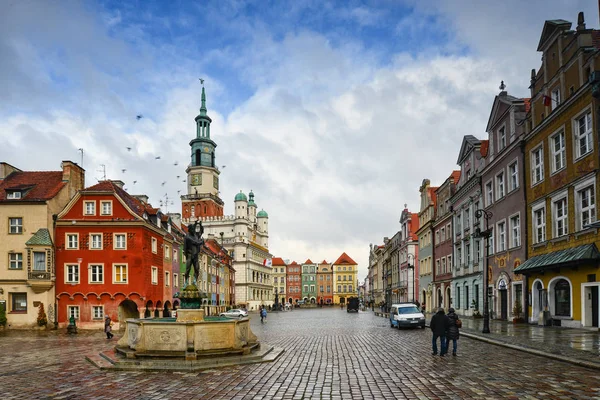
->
xmin=1 ymin=0 xmax=597 ymax=281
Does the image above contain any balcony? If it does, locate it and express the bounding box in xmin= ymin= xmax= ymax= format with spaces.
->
xmin=28 ymin=271 xmax=54 ymax=294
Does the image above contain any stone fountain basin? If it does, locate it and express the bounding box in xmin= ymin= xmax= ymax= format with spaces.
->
xmin=117 ymin=315 xmax=258 ymax=358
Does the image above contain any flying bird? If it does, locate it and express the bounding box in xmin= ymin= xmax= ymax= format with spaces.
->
xmin=222 ymin=165 xmax=226 ymax=169
xmin=155 ymin=156 xmax=161 ymax=160
xmin=174 ymin=161 xmax=178 ymax=166
xmin=121 ymin=169 xmax=126 ymax=173
xmin=182 ymin=179 xmax=186 ymax=183
xmin=161 ymin=181 xmax=166 ymax=186
xmin=136 ymin=115 xmax=143 ymax=120
xmin=177 ymin=190 xmax=181 ymax=194
xmin=133 ymin=180 xmax=137 ymax=184
xmin=176 ymin=175 xmax=180 ymax=179
xmin=126 ymin=147 xmax=132 ymax=152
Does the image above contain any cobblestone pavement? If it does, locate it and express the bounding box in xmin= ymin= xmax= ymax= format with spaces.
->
xmin=1 ymin=308 xmax=600 ymax=399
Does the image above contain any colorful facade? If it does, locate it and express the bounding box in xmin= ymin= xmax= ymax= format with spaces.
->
xmin=301 ymin=259 xmax=317 ymax=303
xmin=415 ymin=179 xmax=438 ymax=312
xmin=286 ymin=261 xmax=302 ymax=305
xmin=272 ymin=257 xmax=287 ymax=305
xmin=332 ymin=252 xmax=358 ymax=305
xmin=316 ymin=260 xmax=333 ymax=305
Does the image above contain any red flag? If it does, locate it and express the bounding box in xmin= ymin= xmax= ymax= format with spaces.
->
xmin=543 ymin=95 xmax=552 ymax=106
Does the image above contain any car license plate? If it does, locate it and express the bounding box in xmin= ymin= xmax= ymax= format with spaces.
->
xmin=411 ymin=320 xmax=418 ymax=323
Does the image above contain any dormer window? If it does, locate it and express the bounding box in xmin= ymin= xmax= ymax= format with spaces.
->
xmin=6 ymin=191 xmax=21 ymax=199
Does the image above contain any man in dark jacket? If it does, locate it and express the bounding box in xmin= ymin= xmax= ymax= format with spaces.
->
xmin=445 ymin=308 xmax=460 ymax=356
xmin=430 ymin=307 xmax=449 ymax=356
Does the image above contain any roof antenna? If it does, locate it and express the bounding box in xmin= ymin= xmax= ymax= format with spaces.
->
xmin=98 ymin=164 xmax=107 ymax=181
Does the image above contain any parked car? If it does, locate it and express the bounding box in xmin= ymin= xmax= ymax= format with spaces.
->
xmin=389 ymin=303 xmax=426 ymax=329
xmin=219 ymin=309 xmax=248 ymax=319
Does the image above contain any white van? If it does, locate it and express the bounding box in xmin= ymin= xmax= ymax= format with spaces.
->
xmin=389 ymin=303 xmax=426 ymax=329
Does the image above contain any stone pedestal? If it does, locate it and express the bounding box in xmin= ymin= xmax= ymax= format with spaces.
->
xmin=176 ymin=309 xmax=205 ymax=323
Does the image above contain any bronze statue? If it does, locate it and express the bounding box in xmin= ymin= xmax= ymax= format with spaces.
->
xmin=184 ymin=221 xmax=204 ymax=286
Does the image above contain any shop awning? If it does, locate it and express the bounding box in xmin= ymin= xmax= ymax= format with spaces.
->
xmin=514 ymin=243 xmax=600 ymax=274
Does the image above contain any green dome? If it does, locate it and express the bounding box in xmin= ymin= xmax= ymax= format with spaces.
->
xmin=248 ymin=190 xmax=256 ymax=206
xmin=234 ymin=191 xmax=247 ymax=202
xmin=257 ymin=210 xmax=268 ymax=218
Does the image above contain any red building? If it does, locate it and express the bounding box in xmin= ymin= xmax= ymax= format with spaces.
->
xmin=317 ymin=260 xmax=333 ymax=305
xmin=286 ymin=261 xmax=302 ymax=305
xmin=55 ymin=180 xmax=181 ymax=328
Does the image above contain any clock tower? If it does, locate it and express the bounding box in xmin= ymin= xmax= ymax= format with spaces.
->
xmin=181 ymin=85 xmax=224 ymax=220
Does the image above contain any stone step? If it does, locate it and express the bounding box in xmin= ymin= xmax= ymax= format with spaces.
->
xmin=85 ymin=354 xmax=114 ymax=370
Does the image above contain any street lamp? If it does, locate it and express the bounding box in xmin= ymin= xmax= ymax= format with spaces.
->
xmin=407 ymin=253 xmax=415 ymax=304
xmin=474 ymin=208 xmax=493 ymax=334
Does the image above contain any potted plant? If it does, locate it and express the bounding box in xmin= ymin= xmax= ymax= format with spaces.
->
xmin=512 ymin=300 xmax=524 ymax=323
xmin=37 ymin=303 xmax=48 ymax=328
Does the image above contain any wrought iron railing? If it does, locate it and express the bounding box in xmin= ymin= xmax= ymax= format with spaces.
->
xmin=28 ymin=271 xmax=51 ymax=280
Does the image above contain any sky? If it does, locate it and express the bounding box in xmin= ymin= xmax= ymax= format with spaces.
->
xmin=1 ymin=0 xmax=598 ymax=282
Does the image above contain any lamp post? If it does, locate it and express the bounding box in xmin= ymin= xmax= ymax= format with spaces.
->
xmin=474 ymin=209 xmax=493 ymax=334
xmin=407 ymin=253 xmax=415 ymax=304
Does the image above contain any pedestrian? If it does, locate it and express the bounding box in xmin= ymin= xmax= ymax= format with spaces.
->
xmin=260 ymin=307 xmax=267 ymax=323
xmin=104 ymin=315 xmax=114 ymax=339
xmin=445 ymin=307 xmax=460 ymax=356
xmin=429 ymin=307 xmax=449 ymax=356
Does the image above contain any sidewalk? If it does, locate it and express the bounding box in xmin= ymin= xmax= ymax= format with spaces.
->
xmin=424 ymin=312 xmax=600 ymax=370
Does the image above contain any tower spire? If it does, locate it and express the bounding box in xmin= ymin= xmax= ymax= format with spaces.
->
xmin=200 ymin=85 xmax=207 ymax=117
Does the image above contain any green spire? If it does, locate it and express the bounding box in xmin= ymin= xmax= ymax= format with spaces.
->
xmin=200 ymin=86 xmax=207 ymax=116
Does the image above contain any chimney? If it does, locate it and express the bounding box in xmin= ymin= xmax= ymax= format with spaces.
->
xmin=577 ymin=11 xmax=586 ymax=31
xmin=133 ymin=194 xmax=149 ymax=204
xmin=111 ymin=180 xmax=125 ymax=188
xmin=0 ymin=162 xmax=21 ymax=180
xmin=61 ymin=161 xmax=85 ymax=198
xmin=167 ymin=213 xmax=182 ymax=228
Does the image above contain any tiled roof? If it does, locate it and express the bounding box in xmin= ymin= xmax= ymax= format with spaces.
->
xmin=333 ymin=252 xmax=357 ymax=265
xmin=320 ymin=260 xmax=328 ymax=264
xmin=480 ymin=140 xmax=489 ymax=157
xmin=0 ymin=171 xmax=66 ymax=202
xmin=272 ymin=257 xmax=286 ymax=266
xmin=290 ymin=261 xmax=298 ymax=265
xmin=450 ymin=170 xmax=461 ymax=184
xmin=514 ymin=244 xmax=600 ymax=273
xmin=81 ymin=181 xmax=146 ymax=217
xmin=26 ymin=229 xmax=53 ymax=246
xmin=304 ymin=259 xmax=314 ymax=264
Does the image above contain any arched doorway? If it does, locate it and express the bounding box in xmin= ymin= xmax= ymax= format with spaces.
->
xmin=532 ymin=280 xmax=544 ymax=321
xmin=437 ymin=288 xmax=443 ymax=308
xmin=310 ymin=297 xmax=316 ymax=304
xmin=288 ymin=297 xmax=293 ymax=305
xmin=173 ymin=300 xmax=180 ymax=310
xmin=551 ymin=278 xmax=571 ymax=317
xmin=118 ymin=299 xmax=139 ymax=327
xmin=163 ymin=301 xmax=172 ymax=317
xmin=445 ymin=286 xmax=451 ymax=309
xmin=144 ymin=300 xmax=154 ymax=318
xmin=155 ymin=301 xmax=162 ymax=318
xmin=498 ymin=279 xmax=508 ymax=320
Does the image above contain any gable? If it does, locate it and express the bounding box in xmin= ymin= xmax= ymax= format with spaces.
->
xmin=456 ymin=135 xmax=480 ymax=165
xmin=537 ymin=19 xmax=572 ymax=51
xmin=58 ymin=192 xmax=141 ymax=221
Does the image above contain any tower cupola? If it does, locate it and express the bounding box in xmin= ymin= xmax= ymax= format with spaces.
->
xmin=190 ymin=85 xmax=217 ymax=168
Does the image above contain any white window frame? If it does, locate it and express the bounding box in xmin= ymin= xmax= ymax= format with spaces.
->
xmin=552 ymin=192 xmax=568 ymax=238
xmin=89 ymin=264 xmax=104 ymax=284
xmin=485 ymin=180 xmax=493 ymax=207
xmin=575 ymin=177 xmax=596 ymax=231
xmin=498 ymin=125 xmax=506 ymax=150
xmin=174 ymin=273 xmax=179 ymax=287
xmin=151 ymin=266 xmax=158 ymax=285
xmin=508 ymin=160 xmax=519 ymax=192
xmin=165 ymin=271 xmax=170 ymax=287
xmin=532 ymin=202 xmax=547 ymax=244
xmin=509 ymin=213 xmax=521 ymax=248
xmin=151 ymin=237 xmax=158 ymax=253
xmin=89 ymin=233 xmax=103 ymax=250
xmin=100 ymin=200 xmax=113 ymax=216
xmin=550 ymin=129 xmax=566 ymax=174
xmin=67 ymin=305 xmax=80 ymax=320
xmin=65 ymin=264 xmax=80 ymax=283
xmin=488 ymin=227 xmax=495 ymax=255
xmin=165 ymin=245 xmax=171 ymax=260
xmin=84 ymin=201 xmax=96 ymax=216
xmin=6 ymin=191 xmax=21 ymax=199
xmin=92 ymin=305 xmax=104 ymax=320
xmin=113 ymin=263 xmax=128 ymax=284
xmin=573 ymin=109 xmax=593 ymax=160
xmin=551 ymin=87 xmax=560 ymax=110
xmin=496 ymin=220 xmax=506 ymax=252
xmin=66 ymin=233 xmax=79 ymax=250
xmin=114 ymin=233 xmax=126 ymax=250
xmin=8 ymin=217 xmax=23 ymax=234
xmin=496 ymin=172 xmax=505 ymax=200
xmin=531 ymin=145 xmax=544 ymax=185
xmin=9 ymin=253 xmax=23 ymax=269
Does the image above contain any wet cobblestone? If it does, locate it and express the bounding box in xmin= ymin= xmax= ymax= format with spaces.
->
xmin=1 ymin=308 xmax=599 ymax=399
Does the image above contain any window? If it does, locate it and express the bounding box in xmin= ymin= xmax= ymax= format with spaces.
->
xmin=551 ymin=88 xmax=560 ymax=110
xmin=456 ymin=214 xmax=462 ymax=232
xmin=84 ymin=201 xmax=96 ymax=215
xmin=165 ymin=271 xmax=170 ymax=287
xmin=174 ymin=273 xmax=179 ymax=287
xmin=343 ymin=285 xmax=347 ymax=293
xmin=486 ymin=181 xmax=493 ymax=206
xmin=33 ymin=252 xmax=45 ymax=271
xmin=441 ymin=227 xmax=445 ymax=241
xmin=551 ymin=131 xmax=566 ymax=172
xmin=496 ymin=172 xmax=505 ymax=200
xmin=151 ymin=237 xmax=157 ymax=253
xmin=9 ymin=253 xmax=23 ymax=269
xmin=11 ymin=293 xmax=27 ymax=312
xmin=151 ymin=267 xmax=158 ymax=284
xmin=6 ymin=191 xmax=21 ymax=199
xmin=66 ymin=234 xmax=79 ymax=249
xmin=114 ymin=264 xmax=127 ymax=283
xmin=92 ymin=306 xmax=104 ymax=320
xmin=65 ymin=264 xmax=79 ymax=283
xmin=510 ymin=215 xmax=521 ymax=248
xmin=436 ymin=259 xmax=441 ymax=274
xmin=577 ymin=185 xmax=596 ymax=230
xmin=90 ymin=234 xmax=102 ymax=250
xmin=554 ymin=279 xmax=570 ymax=317
xmin=575 ymin=111 xmax=593 ymax=158
xmin=164 ymin=245 xmax=170 ymax=260
xmin=101 ymin=201 xmax=112 ymax=215
xmin=466 ymin=242 xmax=471 ymax=265
xmin=435 ymin=230 xmax=440 ymax=244
xmin=499 ymin=126 xmax=506 ymax=150
xmin=475 ymin=240 xmax=481 ymax=261
xmin=441 ymin=258 xmax=446 ymax=274
xmin=508 ymin=161 xmax=519 ymax=192
xmin=464 ymin=209 xmax=470 ymax=229
xmin=337 ymin=285 xmax=341 ymax=292
xmin=274 ymin=277 xmax=278 ymax=284
xmin=533 ymin=206 xmax=546 ymax=243
xmin=8 ymin=217 xmax=22 ymax=234
xmin=89 ymin=264 xmax=103 ymax=283
xmin=531 ymin=146 xmax=544 ymax=185
xmin=489 ymin=227 xmax=495 ymax=255
xmin=67 ymin=305 xmax=80 ymax=320
xmin=310 ymin=285 xmax=315 ymax=292
xmin=456 ymin=245 xmax=462 ymax=266
xmin=114 ymin=234 xmax=126 ymax=249
xmin=447 ymin=255 xmax=452 ymax=271
xmin=553 ymin=197 xmax=568 ymax=237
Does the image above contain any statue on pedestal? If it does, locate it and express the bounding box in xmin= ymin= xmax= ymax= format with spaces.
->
xmin=184 ymin=220 xmax=204 ymax=286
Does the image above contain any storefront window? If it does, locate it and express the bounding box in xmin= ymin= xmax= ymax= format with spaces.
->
xmin=554 ymin=279 xmax=570 ymax=317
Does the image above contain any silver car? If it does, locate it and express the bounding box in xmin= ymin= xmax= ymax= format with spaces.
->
xmin=219 ymin=309 xmax=248 ymax=319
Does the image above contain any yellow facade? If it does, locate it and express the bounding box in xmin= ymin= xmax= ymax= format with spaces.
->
xmin=333 ymin=261 xmax=358 ymax=304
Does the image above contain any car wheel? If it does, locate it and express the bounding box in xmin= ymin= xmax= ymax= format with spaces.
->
xmin=390 ymin=323 xmax=393 ymax=328
xmin=238 ymin=315 xmax=243 ymax=319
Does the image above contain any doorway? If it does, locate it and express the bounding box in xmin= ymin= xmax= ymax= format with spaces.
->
xmin=500 ymin=290 xmax=508 ymax=320
xmin=592 ymin=286 xmax=599 ymax=328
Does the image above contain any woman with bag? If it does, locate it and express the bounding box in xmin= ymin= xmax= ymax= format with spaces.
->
xmin=445 ymin=307 xmax=460 ymax=356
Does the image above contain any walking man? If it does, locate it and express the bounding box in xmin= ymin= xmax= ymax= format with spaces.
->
xmin=430 ymin=307 xmax=449 ymax=356
xmin=104 ymin=315 xmax=114 ymax=339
